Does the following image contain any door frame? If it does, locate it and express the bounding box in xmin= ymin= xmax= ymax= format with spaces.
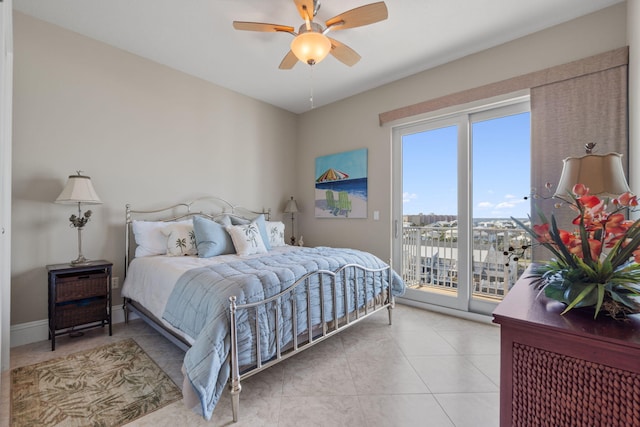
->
xmin=1 ymin=0 xmax=14 ymax=373
xmin=391 ymin=95 xmax=530 ymax=314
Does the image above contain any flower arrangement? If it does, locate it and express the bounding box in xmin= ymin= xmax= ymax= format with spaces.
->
xmin=512 ymin=183 xmax=640 ymax=319
xmin=69 ymin=210 xmax=92 ymax=228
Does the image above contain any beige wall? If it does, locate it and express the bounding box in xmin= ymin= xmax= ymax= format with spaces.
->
xmin=11 ymin=4 xmax=629 ymax=326
xmin=11 ymin=12 xmax=298 ymax=324
xmin=296 ymin=3 xmax=628 ymax=258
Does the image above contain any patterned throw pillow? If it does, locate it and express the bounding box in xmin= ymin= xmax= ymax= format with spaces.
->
xmin=132 ymin=219 xmax=192 ymax=257
xmin=265 ymin=221 xmax=286 ymax=247
xmin=162 ymin=222 xmax=197 ymax=256
xmin=226 ymin=221 xmax=268 ymax=256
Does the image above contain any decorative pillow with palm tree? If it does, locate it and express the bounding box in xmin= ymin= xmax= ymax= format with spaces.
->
xmin=226 ymin=221 xmax=268 ymax=256
xmin=162 ymin=222 xmax=198 ymax=256
xmin=265 ymin=221 xmax=286 ymax=247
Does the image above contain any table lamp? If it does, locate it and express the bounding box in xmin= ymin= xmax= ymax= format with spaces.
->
xmin=284 ymin=196 xmax=299 ymax=245
xmin=55 ymin=172 xmax=102 ymax=264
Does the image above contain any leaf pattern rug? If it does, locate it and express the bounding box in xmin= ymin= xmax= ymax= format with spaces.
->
xmin=11 ymin=338 xmax=182 ymax=426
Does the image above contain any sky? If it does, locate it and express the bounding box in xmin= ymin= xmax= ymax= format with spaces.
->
xmin=402 ymin=112 xmax=531 ymax=219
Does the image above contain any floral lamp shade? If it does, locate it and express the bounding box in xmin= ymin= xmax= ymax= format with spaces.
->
xmin=554 ymin=152 xmax=631 ymax=198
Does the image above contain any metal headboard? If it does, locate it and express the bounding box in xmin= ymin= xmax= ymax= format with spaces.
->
xmin=124 ymin=196 xmax=271 ymax=277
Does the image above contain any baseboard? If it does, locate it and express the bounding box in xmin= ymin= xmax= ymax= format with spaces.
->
xmin=11 ymin=300 xmax=492 ymax=347
xmin=396 ymin=298 xmax=496 ymax=325
xmin=10 ymin=305 xmax=139 ymax=348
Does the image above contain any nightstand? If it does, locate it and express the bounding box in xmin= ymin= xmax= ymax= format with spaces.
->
xmin=47 ymin=260 xmax=112 ymax=351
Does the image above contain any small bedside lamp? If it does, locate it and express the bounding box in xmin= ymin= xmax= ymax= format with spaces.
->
xmin=283 ymin=196 xmax=299 ymax=245
xmin=55 ymin=172 xmax=103 ymax=264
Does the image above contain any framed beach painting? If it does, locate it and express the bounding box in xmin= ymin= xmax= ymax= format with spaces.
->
xmin=315 ymin=148 xmax=367 ymax=218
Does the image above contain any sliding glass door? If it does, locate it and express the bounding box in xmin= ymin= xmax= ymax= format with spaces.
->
xmin=392 ymin=98 xmax=531 ymax=315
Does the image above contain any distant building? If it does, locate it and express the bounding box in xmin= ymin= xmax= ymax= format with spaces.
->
xmin=404 ymin=213 xmax=457 ymax=226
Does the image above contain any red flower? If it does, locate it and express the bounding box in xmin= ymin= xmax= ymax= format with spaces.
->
xmin=572 ymin=183 xmax=589 ymax=196
xmin=616 ymin=192 xmax=639 ymax=207
xmin=558 ymin=229 xmax=572 ymax=245
xmin=567 ymin=236 xmax=602 ymax=261
xmin=533 ymin=223 xmax=551 ymax=243
xmin=533 ymin=223 xmax=572 ymax=247
xmin=604 ymin=213 xmax=628 ymax=236
xmin=578 ymin=195 xmax=603 ymax=210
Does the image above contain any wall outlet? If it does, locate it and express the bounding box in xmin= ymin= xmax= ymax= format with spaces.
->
xmin=112 ymin=277 xmax=120 ymax=289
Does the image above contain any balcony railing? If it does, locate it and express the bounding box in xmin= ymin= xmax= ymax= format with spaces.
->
xmin=402 ymin=225 xmax=532 ymax=300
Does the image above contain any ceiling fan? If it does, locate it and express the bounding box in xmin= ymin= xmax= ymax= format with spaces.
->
xmin=232 ymin=0 xmax=388 ymax=69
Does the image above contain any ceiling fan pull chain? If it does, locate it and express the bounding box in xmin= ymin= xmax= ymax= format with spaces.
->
xmin=309 ymin=66 xmax=315 ymax=109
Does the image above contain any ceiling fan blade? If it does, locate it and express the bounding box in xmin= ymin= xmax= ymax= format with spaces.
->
xmin=325 ymin=1 xmax=388 ymax=31
xmin=328 ymin=38 xmax=361 ymax=67
xmin=233 ymin=21 xmax=294 ymax=33
xmin=293 ymin=0 xmax=315 ymax=21
xmin=279 ymin=50 xmax=299 ymax=69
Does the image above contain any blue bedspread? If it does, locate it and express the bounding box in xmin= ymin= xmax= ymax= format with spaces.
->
xmin=162 ymin=247 xmax=405 ymax=420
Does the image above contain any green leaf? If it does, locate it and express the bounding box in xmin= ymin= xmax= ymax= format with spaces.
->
xmin=561 ymin=283 xmax=597 ymax=315
xmin=550 ymin=216 xmax=579 ymax=269
xmin=576 ymin=212 xmax=594 ymax=265
xmin=610 ymin=218 xmax=640 ymax=267
xmin=594 ymin=284 xmax=605 ymax=319
xmin=544 ymin=283 xmax=567 ymax=302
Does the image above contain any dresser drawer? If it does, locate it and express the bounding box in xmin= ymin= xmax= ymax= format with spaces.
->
xmin=55 ymin=298 xmax=107 ymax=329
xmin=55 ymin=272 xmax=108 ymax=302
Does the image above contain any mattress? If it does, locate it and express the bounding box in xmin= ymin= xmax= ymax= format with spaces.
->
xmin=121 ymin=245 xmax=301 ymax=344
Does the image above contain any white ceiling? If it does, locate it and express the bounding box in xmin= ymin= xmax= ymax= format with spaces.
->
xmin=13 ymin=0 xmax=623 ymax=114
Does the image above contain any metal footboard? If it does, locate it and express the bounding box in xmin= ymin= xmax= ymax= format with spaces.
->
xmin=228 ymin=263 xmax=395 ymax=422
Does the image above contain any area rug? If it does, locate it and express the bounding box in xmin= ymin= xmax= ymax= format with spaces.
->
xmin=11 ymin=338 xmax=182 ymax=427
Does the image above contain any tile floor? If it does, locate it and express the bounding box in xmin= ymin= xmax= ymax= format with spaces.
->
xmin=1 ymin=304 xmax=500 ymax=426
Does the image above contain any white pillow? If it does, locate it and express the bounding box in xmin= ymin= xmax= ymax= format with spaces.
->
xmin=226 ymin=221 xmax=268 ymax=256
xmin=162 ymin=222 xmax=197 ymax=256
xmin=265 ymin=221 xmax=286 ymax=247
xmin=132 ymin=219 xmax=191 ymax=257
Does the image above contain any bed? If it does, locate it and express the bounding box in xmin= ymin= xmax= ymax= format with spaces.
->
xmin=121 ymin=197 xmax=405 ymax=422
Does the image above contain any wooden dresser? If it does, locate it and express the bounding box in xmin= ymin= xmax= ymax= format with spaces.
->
xmin=492 ymin=270 xmax=640 ymax=427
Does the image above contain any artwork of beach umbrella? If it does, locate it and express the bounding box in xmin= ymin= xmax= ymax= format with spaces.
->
xmin=316 ymin=168 xmax=349 ymax=182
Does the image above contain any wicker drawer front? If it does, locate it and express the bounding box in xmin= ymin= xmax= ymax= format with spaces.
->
xmin=55 ymin=299 xmax=107 ymax=329
xmin=55 ymin=273 xmax=108 ymax=302
xmin=512 ymin=342 xmax=640 ymax=427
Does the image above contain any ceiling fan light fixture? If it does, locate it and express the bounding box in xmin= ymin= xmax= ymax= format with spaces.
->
xmin=290 ymin=31 xmax=331 ymax=66
xmin=233 ymin=1 xmax=388 ymax=69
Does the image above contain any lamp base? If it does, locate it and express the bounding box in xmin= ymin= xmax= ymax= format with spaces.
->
xmin=71 ymin=255 xmax=90 ymax=265
xmin=70 ymin=226 xmax=90 ymax=265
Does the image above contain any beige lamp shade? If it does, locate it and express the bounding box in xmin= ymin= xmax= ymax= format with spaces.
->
xmin=284 ymin=197 xmax=299 ymax=214
xmin=55 ymin=174 xmax=103 ymax=205
xmin=290 ymin=30 xmax=331 ymax=66
xmin=554 ymin=152 xmax=631 ymax=198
